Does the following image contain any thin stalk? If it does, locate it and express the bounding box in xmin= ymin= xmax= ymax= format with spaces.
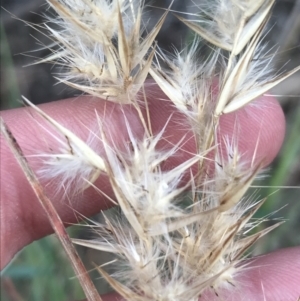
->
xmin=0 ymin=118 xmax=102 ymax=301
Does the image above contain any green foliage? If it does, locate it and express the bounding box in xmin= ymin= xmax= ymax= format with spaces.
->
xmin=1 ymin=233 xmax=85 ymax=301
xmin=253 ymin=104 xmax=300 ymax=253
xmin=0 ymin=24 xmax=21 ymax=109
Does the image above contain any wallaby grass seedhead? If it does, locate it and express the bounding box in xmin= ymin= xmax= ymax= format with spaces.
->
xmin=2 ymin=0 xmax=299 ymax=300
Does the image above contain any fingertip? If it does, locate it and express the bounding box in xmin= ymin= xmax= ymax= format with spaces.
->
xmin=219 ymin=95 xmax=285 ymax=167
xmin=0 ymin=86 xmax=286 ymax=271
xmin=237 ymin=247 xmax=300 ymax=300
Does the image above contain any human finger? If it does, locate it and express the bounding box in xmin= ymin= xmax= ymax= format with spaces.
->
xmin=0 ymin=86 xmax=285 ymax=269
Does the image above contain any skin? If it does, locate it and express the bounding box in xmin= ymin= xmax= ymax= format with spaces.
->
xmin=1 ymin=86 xmax=299 ymax=300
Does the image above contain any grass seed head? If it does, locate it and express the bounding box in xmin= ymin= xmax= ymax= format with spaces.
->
xmin=22 ymin=0 xmax=300 ymax=300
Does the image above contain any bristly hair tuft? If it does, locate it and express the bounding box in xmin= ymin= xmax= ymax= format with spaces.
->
xmin=20 ymin=0 xmax=300 ymax=300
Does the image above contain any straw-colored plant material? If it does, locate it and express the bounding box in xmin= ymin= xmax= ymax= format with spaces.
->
xmin=7 ymin=0 xmax=299 ymax=300
xmin=0 ymin=117 xmax=102 ymax=301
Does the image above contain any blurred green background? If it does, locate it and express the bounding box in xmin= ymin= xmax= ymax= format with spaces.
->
xmin=1 ymin=0 xmax=299 ymax=300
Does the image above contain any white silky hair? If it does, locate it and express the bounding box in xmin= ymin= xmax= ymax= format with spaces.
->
xmin=26 ymin=0 xmax=300 ymax=300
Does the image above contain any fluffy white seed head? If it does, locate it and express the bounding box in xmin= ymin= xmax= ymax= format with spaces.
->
xmin=183 ymin=0 xmax=275 ymax=54
xmin=26 ymin=0 xmax=300 ymax=300
xmin=42 ymin=0 xmax=167 ymax=103
xmin=38 ymin=127 xmax=102 ymax=193
xmin=100 ymin=120 xmax=201 ymax=236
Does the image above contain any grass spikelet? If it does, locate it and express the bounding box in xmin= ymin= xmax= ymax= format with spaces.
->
xmin=176 ymin=0 xmax=275 ymax=55
xmin=21 ymin=96 xmax=106 ymax=194
xmin=42 ymin=0 xmax=168 ymax=103
xmin=8 ymin=0 xmax=300 ymax=300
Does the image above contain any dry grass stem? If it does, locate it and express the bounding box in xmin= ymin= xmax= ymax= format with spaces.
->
xmin=0 ymin=118 xmax=102 ymax=301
